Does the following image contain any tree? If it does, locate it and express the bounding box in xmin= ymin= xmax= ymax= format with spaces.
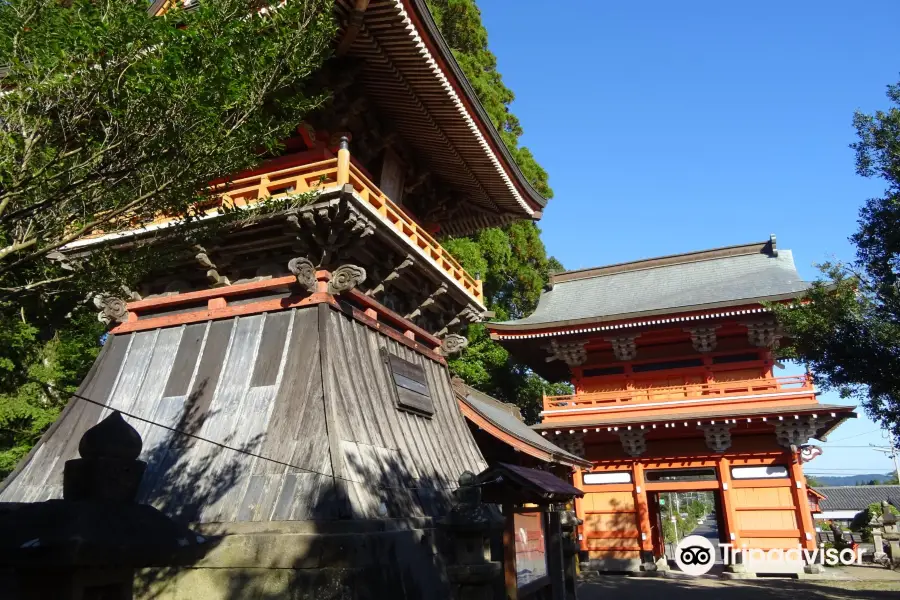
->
xmin=850 ymin=501 xmax=900 ymax=542
xmin=427 ymin=2 xmax=565 ymax=422
xmin=0 ymin=0 xmax=334 ymax=478
xmin=444 ymin=223 xmax=570 ymax=423
xmin=426 ymin=0 xmax=551 ymax=198
xmin=0 ymin=0 xmax=333 ymax=304
xmin=773 ymin=79 xmax=900 ymax=441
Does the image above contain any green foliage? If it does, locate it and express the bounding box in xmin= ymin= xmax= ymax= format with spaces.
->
xmin=444 ymin=222 xmax=569 ymax=423
xmin=660 ymin=493 xmax=714 ymax=543
xmin=850 ymin=502 xmax=900 ymax=542
xmin=0 ymin=0 xmax=335 ymax=306
xmin=426 ymin=0 xmax=552 ymax=198
xmin=0 ymin=0 xmax=334 ymax=479
xmin=427 ymin=1 xmax=559 ymax=421
xmin=0 ymin=310 xmax=105 ymax=478
xmin=773 ymin=79 xmax=900 ymax=439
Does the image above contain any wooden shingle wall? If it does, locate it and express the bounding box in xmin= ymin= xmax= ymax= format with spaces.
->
xmin=0 ymin=304 xmax=486 ymax=523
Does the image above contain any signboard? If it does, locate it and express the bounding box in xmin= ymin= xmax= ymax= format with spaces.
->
xmin=514 ymin=512 xmax=547 ymax=588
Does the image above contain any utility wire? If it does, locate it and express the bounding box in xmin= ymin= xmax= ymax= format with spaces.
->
xmin=27 ymin=377 xmax=490 ymax=494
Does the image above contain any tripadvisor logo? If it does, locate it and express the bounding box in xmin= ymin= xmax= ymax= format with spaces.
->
xmin=674 ymin=534 xmax=864 ymax=576
xmin=675 ymin=535 xmax=716 ymax=576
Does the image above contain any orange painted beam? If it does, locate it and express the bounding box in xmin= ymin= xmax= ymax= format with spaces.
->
xmin=125 ymin=275 xmax=297 ymax=312
xmin=579 ymin=484 xmax=634 ymax=493
xmin=585 ymin=531 xmax=642 ymax=539
xmin=584 ymin=509 xmax=636 ymax=515
xmin=644 ymin=480 xmax=719 ymax=492
xmin=740 ymin=529 xmax=801 ymax=538
xmin=573 ymin=467 xmax=587 ymax=552
xmin=632 ymin=463 xmax=653 ymax=552
xmin=732 ymin=479 xmax=792 ymax=489
xmin=718 ymin=457 xmax=740 ymax=547
xmin=112 ymin=292 xmax=336 ymax=334
xmin=789 ymin=453 xmax=817 ymax=550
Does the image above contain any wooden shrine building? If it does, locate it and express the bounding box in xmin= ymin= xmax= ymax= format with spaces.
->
xmin=487 ymin=238 xmax=857 ymax=574
xmin=0 ymin=2 xmax=584 ymax=599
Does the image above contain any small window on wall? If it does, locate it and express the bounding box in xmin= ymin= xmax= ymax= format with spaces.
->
xmin=730 ymin=465 xmax=789 ymax=479
xmin=582 ymin=366 xmax=625 ymax=377
xmin=583 ymin=471 xmax=633 ymax=485
xmin=645 ymin=468 xmax=717 ymax=482
xmin=383 ymin=350 xmax=434 ymax=417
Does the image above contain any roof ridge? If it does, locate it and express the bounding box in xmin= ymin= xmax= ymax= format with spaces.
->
xmin=551 ymin=236 xmax=778 ymax=285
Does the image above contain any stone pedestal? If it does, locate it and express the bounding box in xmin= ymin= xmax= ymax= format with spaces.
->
xmin=439 ymin=472 xmax=503 ymax=600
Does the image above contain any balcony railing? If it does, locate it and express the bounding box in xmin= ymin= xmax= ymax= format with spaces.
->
xmin=543 ymin=375 xmax=813 ymax=414
xmin=78 ymin=146 xmax=485 ymax=305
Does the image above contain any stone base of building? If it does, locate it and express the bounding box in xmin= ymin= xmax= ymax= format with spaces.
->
xmin=136 ymin=521 xmax=450 ymax=600
xmin=585 ymin=557 xmax=643 ymax=574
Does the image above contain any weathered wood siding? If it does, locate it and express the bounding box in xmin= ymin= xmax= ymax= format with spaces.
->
xmin=0 ymin=305 xmax=486 ymax=523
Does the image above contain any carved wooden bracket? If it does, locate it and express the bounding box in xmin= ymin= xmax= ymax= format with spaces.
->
xmin=698 ymin=423 xmax=732 ymax=453
xmin=365 ymin=254 xmax=415 ymax=298
xmin=555 ymin=431 xmax=586 ymax=458
xmin=605 ymin=334 xmax=639 ymax=361
xmin=545 ymin=339 xmax=588 ymax=367
xmin=774 ymin=416 xmax=818 ymax=449
xmin=195 ymin=246 xmax=231 ymax=288
xmin=94 ymin=296 xmax=128 ymax=325
xmin=287 ymin=257 xmax=317 ymax=293
xmin=618 ymin=429 xmax=646 ymax=457
xmin=328 ymin=264 xmax=367 ymax=294
xmin=439 ymin=334 xmax=469 ymax=356
xmin=406 ymin=283 xmax=448 ymax=320
xmin=744 ymin=319 xmax=782 ymax=349
xmin=685 ymin=326 xmax=720 ymax=353
xmin=435 ymin=304 xmax=482 ymax=338
xmin=285 ymin=199 xmax=374 ymax=268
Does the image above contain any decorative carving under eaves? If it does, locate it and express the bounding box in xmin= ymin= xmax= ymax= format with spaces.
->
xmin=365 ymin=254 xmax=415 ymax=298
xmin=439 ymin=334 xmax=469 ymax=356
xmin=744 ymin=319 xmax=782 ymax=349
xmin=406 ymin=284 xmax=448 ymax=320
xmin=328 ymin=264 xmax=367 ymax=294
xmin=605 ymin=334 xmax=639 ymax=362
xmin=698 ymin=423 xmax=732 ymax=453
xmin=685 ymin=326 xmax=720 ymax=353
xmin=435 ymin=304 xmax=482 ymax=338
xmin=555 ymin=431 xmax=585 ymax=458
xmin=618 ymin=429 xmax=647 ymax=457
xmin=195 ymin=246 xmax=231 ymax=288
xmin=545 ymin=339 xmax=588 ymax=367
xmin=285 ymin=198 xmax=374 ymax=269
xmin=774 ymin=416 xmax=818 ymax=449
xmin=94 ymin=296 xmax=128 ymax=325
xmin=288 ymin=257 xmax=317 ymax=293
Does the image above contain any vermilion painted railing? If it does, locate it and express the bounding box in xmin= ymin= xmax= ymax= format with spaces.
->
xmin=82 ymin=149 xmax=485 ymax=305
xmin=543 ymin=375 xmax=813 ymax=412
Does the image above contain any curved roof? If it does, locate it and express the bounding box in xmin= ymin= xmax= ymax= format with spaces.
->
xmin=491 ymin=238 xmax=810 ymax=332
xmin=456 ymin=382 xmax=591 ymax=468
xmin=814 ymin=485 xmax=900 ymax=511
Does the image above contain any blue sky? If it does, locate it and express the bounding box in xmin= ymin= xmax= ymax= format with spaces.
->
xmin=478 ymin=0 xmax=900 ymax=477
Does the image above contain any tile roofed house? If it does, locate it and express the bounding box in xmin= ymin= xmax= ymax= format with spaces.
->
xmin=813 ymin=485 xmax=900 ymax=521
xmin=491 ymin=236 xmax=808 ymax=333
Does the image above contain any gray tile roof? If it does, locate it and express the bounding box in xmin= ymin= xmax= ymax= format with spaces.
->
xmin=457 ymin=384 xmax=589 ymax=467
xmin=814 ymin=485 xmax=900 ymax=511
xmin=496 ymin=247 xmax=809 ymax=328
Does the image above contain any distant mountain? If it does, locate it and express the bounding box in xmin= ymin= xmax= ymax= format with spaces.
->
xmin=808 ymin=473 xmax=896 ymax=486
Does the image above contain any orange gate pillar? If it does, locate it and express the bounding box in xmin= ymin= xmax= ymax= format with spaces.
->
xmin=789 ymin=451 xmax=817 ymax=550
xmin=717 ymin=457 xmax=740 ymax=550
xmin=632 ymin=462 xmax=653 ymax=559
xmin=573 ymin=466 xmax=588 ymax=552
